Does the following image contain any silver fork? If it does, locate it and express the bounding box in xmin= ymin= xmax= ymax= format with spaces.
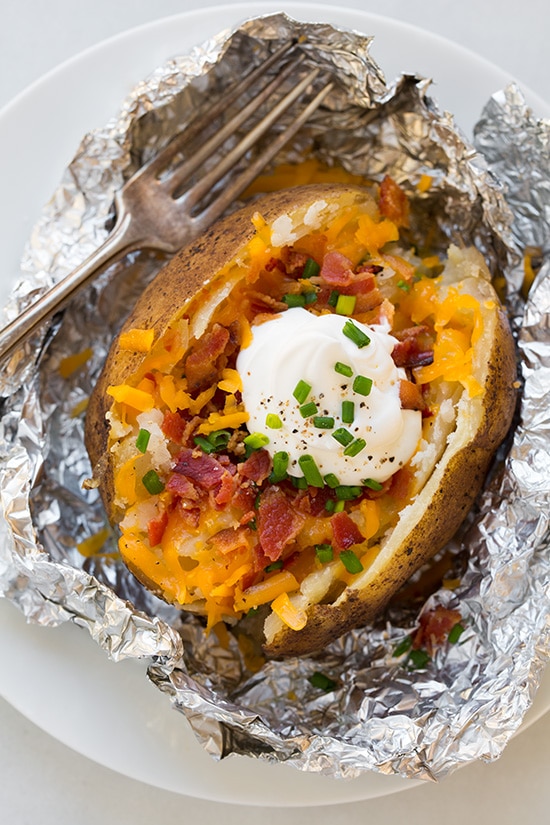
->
xmin=0 ymin=43 xmax=333 ymax=361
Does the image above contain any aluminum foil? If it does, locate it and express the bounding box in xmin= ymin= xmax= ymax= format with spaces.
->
xmin=1 ymin=12 xmax=549 ymax=781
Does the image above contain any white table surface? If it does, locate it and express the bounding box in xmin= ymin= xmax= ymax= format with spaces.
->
xmin=1 ymin=1 xmax=549 ymax=822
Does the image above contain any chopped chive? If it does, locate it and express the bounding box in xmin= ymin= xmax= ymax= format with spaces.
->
xmin=332 ymin=427 xmax=354 ymax=446
xmin=291 ymin=475 xmax=308 ymax=490
xmin=302 ymin=258 xmax=320 ymax=279
xmin=334 ymin=485 xmax=362 ymax=500
xmin=353 ymin=375 xmax=373 ymax=396
xmin=265 ymin=413 xmax=283 ymax=429
xmin=324 ymin=499 xmax=336 ymax=513
xmin=362 ymin=477 xmax=384 ymax=491
xmin=328 ymin=289 xmax=340 ymax=307
xmin=448 ymin=622 xmax=465 ymax=644
xmin=308 ymin=671 xmax=337 ymax=692
xmin=397 ymin=279 xmax=411 ymax=292
xmin=243 ymin=432 xmax=270 ymax=450
xmin=293 ymin=379 xmax=311 ymax=404
xmin=323 ymin=473 xmax=340 ymax=489
xmin=333 ymin=500 xmax=345 ymax=513
xmin=407 ymin=649 xmax=431 ymax=670
xmin=312 ymin=415 xmax=334 ymax=429
xmin=248 ymin=518 xmax=257 ymax=531
xmin=254 ymin=491 xmax=262 ymax=509
xmin=393 ymin=635 xmax=413 ymax=657
xmin=193 ymin=435 xmax=216 ymax=454
xmin=304 ymin=291 xmax=318 ymax=305
xmin=341 ymin=400 xmax=355 ymax=424
xmin=283 ymin=293 xmax=306 ymax=308
xmin=315 ymin=543 xmax=334 ymax=563
xmin=342 ymin=319 xmax=371 ymax=348
xmin=298 ymin=454 xmax=324 ymax=487
xmin=265 ymin=560 xmax=284 ymax=573
xmin=247 ymin=606 xmax=259 ymax=616
xmin=209 ymin=429 xmax=231 ymax=449
xmin=135 ymin=428 xmax=151 ymax=453
xmin=141 ymin=469 xmax=165 ymax=495
xmin=299 ymin=401 xmax=318 ymax=418
xmin=334 ymin=361 xmax=353 ymax=378
xmin=339 ymin=549 xmax=364 ymax=574
xmin=335 ymin=294 xmax=357 ymax=316
xmin=270 ymin=451 xmax=289 ymax=483
xmin=343 ymin=437 xmax=367 ymax=457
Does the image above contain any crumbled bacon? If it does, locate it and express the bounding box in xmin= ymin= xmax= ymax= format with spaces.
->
xmin=412 ymin=605 xmax=462 ymax=655
xmin=147 ymin=511 xmax=168 ymax=547
xmin=166 ymin=472 xmax=201 ymax=500
xmin=388 ymin=467 xmax=412 ymax=500
xmin=281 ymin=247 xmax=311 ymax=278
xmin=257 ymin=487 xmax=305 ymax=561
xmin=293 ymin=486 xmax=332 ymax=516
xmin=173 ymin=448 xmax=228 ymax=490
xmin=320 ymin=251 xmax=355 ymax=287
xmin=248 ymin=291 xmax=288 ymax=314
xmin=161 ymin=410 xmax=188 ymax=444
xmin=392 ymin=326 xmax=434 ymax=368
xmin=331 ymin=511 xmax=364 ymax=551
xmin=379 ymin=175 xmax=410 ymax=227
xmin=399 ymin=378 xmax=427 ymax=412
xmin=208 ymin=526 xmax=251 ymax=556
xmin=184 ymin=323 xmax=230 ymax=391
xmin=214 ymin=470 xmax=235 ymax=507
xmin=239 ymin=449 xmax=272 ymax=484
xmin=264 ymin=256 xmax=286 ymax=273
xmin=232 ymin=483 xmax=257 ymax=515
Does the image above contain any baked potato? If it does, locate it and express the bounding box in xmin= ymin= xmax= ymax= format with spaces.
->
xmin=85 ymin=181 xmax=517 ymax=657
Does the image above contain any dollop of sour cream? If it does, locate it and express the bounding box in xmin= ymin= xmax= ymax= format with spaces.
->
xmin=237 ymin=308 xmax=422 ymax=486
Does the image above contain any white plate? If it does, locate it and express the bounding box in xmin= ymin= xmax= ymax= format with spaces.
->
xmin=0 ymin=2 xmax=549 ymax=807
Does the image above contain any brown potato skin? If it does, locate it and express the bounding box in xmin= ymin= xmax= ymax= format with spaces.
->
xmin=85 ymin=184 xmax=517 ymax=658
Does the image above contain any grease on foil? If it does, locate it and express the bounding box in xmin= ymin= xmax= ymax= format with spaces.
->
xmin=0 ymin=13 xmax=549 ymax=781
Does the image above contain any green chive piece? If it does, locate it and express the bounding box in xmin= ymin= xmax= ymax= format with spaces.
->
xmin=302 ymin=258 xmax=321 ymax=279
xmin=293 ymin=379 xmax=311 ymax=404
xmin=323 ymin=473 xmax=340 ymax=489
xmin=304 ymin=291 xmax=318 ymax=305
xmin=342 ymin=319 xmax=371 ymax=348
xmin=342 ymin=400 xmax=355 ymax=424
xmin=291 ymin=475 xmax=308 ymax=490
xmin=243 ymin=432 xmax=270 ymax=450
xmin=328 ymin=289 xmax=340 ymax=307
xmin=265 ymin=413 xmax=283 ymax=429
xmin=299 ymin=401 xmax=318 ymax=418
xmin=353 ymin=374 xmax=373 ymax=396
xmin=209 ymin=429 xmax=230 ymax=449
xmin=264 ymin=560 xmax=284 ymax=573
xmin=407 ymin=649 xmax=431 ymax=670
xmin=135 ymin=428 xmax=151 ymax=453
xmin=270 ymin=451 xmax=289 ymax=483
xmin=298 ymin=454 xmax=324 ymax=487
xmin=362 ymin=477 xmax=384 ymax=491
xmin=313 ymin=415 xmax=335 ymax=429
xmin=343 ymin=438 xmax=367 ymax=457
xmin=283 ymin=293 xmax=306 ymax=308
xmin=334 ymin=361 xmax=353 ymax=378
xmin=393 ymin=635 xmax=413 ymax=657
xmin=324 ymin=499 xmax=336 ymax=513
xmin=335 ymin=294 xmax=357 ymax=316
xmin=339 ymin=549 xmax=364 ymax=574
xmin=248 ymin=518 xmax=257 ymax=531
xmin=397 ymin=279 xmax=411 ymax=292
xmin=333 ymin=500 xmax=345 ymax=513
xmin=308 ymin=671 xmax=337 ymax=692
xmin=142 ymin=469 xmax=165 ymax=495
xmin=247 ymin=606 xmax=259 ymax=616
xmin=334 ymin=485 xmax=362 ymax=500
xmin=193 ymin=435 xmax=216 ymax=453
xmin=332 ymin=427 xmax=354 ymax=446
xmin=315 ymin=544 xmax=334 ymax=563
xmin=448 ymin=622 xmax=465 ymax=644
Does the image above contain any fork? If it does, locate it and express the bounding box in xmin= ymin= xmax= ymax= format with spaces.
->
xmin=0 ymin=42 xmax=333 ymax=361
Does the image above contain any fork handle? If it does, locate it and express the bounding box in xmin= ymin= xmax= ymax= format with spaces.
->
xmin=0 ymin=208 xmax=140 ymax=362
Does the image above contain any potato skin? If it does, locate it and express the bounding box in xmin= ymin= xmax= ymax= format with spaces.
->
xmin=85 ymin=183 xmax=517 ymax=657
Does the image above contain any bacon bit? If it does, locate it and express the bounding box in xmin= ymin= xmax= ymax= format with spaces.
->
xmin=331 ymin=511 xmax=364 ymax=551
xmin=214 ymin=470 xmax=235 ymax=507
xmin=239 ymin=449 xmax=272 ymax=484
xmin=379 ymin=175 xmax=410 ymax=228
xmin=264 ymin=256 xmax=286 ymax=273
xmin=388 ymin=467 xmax=413 ymax=500
xmin=173 ymin=448 xmax=227 ymax=490
xmin=412 ymin=605 xmax=462 ymax=655
xmin=165 ymin=472 xmax=201 ymax=500
xmin=399 ymin=379 xmax=427 ymax=411
xmin=208 ymin=526 xmax=251 ymax=555
xmin=320 ymin=250 xmax=355 ymax=287
xmin=392 ymin=326 xmax=434 ymax=368
xmin=293 ymin=486 xmax=332 ymax=516
xmin=147 ymin=511 xmax=168 ymax=547
xmin=161 ymin=410 xmax=188 ymax=444
xmin=257 ymin=487 xmax=305 ymax=561
xmin=280 ymin=248 xmax=310 ymax=278
xmin=232 ymin=483 xmax=257 ymax=515
xmin=184 ymin=324 xmax=230 ymax=391
xmin=248 ymin=290 xmax=288 ymax=314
